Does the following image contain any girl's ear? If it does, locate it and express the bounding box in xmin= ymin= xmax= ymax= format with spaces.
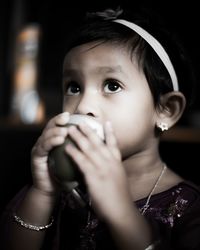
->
xmin=156 ymin=91 xmax=186 ymax=130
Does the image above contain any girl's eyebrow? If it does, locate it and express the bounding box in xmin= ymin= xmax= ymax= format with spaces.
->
xmin=63 ymin=69 xmax=78 ymax=78
xmin=63 ymin=65 xmax=123 ymax=77
xmin=96 ymin=65 xmax=122 ymax=74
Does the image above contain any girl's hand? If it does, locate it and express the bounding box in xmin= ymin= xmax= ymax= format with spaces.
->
xmin=65 ymin=121 xmax=133 ymax=221
xmin=31 ymin=112 xmax=70 ymax=195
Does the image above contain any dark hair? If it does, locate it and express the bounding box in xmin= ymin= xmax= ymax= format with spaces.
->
xmin=64 ymin=7 xmax=196 ymax=110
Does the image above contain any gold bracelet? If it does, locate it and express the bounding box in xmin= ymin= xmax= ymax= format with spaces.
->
xmin=13 ymin=214 xmax=54 ymax=231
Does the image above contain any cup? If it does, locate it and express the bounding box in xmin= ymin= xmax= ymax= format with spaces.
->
xmin=48 ymin=114 xmax=104 ymax=190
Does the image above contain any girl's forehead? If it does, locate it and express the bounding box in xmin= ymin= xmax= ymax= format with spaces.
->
xmin=64 ymin=41 xmax=129 ymax=60
xmin=63 ymin=41 xmax=136 ymax=70
xmin=62 ymin=42 xmax=146 ymax=88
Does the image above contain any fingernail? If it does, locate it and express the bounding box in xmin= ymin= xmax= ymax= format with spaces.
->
xmin=61 ymin=112 xmax=70 ymax=122
xmin=62 ymin=112 xmax=70 ymax=118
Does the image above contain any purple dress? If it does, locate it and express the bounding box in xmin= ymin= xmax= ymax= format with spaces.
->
xmin=1 ymin=181 xmax=200 ymax=249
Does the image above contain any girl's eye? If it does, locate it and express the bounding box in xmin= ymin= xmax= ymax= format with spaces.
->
xmin=65 ymin=82 xmax=81 ymax=95
xmin=104 ymin=79 xmax=122 ymax=94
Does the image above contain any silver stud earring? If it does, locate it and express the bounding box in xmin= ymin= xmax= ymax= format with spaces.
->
xmin=157 ymin=122 xmax=169 ymax=132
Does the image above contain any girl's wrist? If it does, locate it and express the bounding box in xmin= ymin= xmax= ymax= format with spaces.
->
xmin=12 ymin=185 xmax=58 ymax=230
xmin=30 ymin=186 xmax=58 ymax=204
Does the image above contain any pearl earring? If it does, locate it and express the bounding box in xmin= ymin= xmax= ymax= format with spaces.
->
xmin=157 ymin=122 xmax=169 ymax=132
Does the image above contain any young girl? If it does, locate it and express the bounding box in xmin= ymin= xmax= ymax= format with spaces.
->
xmin=1 ymin=7 xmax=200 ymax=250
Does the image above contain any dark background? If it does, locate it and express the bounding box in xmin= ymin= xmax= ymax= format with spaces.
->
xmin=1 ymin=0 xmax=200 ymax=116
xmin=1 ymin=0 xmax=200 ymax=115
xmin=0 ymin=0 xmax=200 ymax=212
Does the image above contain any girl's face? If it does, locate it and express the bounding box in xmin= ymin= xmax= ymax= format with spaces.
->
xmin=62 ymin=42 xmax=158 ymax=159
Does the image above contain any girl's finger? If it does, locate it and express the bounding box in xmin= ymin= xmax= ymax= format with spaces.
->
xmin=42 ymin=126 xmax=68 ymax=142
xmin=68 ymin=124 xmax=104 ymax=153
xmin=65 ymin=142 xmax=94 ymax=177
xmin=104 ymin=121 xmax=121 ymax=161
xmin=33 ymin=136 xmax=65 ymax=157
xmin=78 ymin=122 xmax=104 ymax=146
xmin=45 ymin=112 xmax=70 ymax=130
xmin=55 ymin=112 xmax=70 ymax=126
xmin=66 ymin=125 xmax=109 ymax=170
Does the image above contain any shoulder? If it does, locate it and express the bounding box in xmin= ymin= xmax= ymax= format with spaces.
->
xmin=157 ymin=181 xmax=200 ymax=213
xmin=152 ymin=181 xmax=200 ymax=207
xmin=171 ymin=182 xmax=200 ymax=248
xmin=175 ymin=181 xmax=200 ymax=215
xmin=139 ymin=181 xmax=200 ymax=228
xmin=177 ymin=181 xmax=200 ymax=205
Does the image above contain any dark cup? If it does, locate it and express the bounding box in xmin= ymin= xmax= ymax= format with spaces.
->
xmin=48 ymin=114 xmax=104 ymax=190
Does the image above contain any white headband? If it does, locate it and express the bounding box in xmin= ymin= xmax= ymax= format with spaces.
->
xmin=114 ymin=19 xmax=179 ymax=91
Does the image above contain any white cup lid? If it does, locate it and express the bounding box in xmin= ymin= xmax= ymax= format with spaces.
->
xmin=68 ymin=114 xmax=104 ymax=140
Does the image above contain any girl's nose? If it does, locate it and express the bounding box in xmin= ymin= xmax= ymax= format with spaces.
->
xmin=76 ymin=90 xmax=99 ymax=117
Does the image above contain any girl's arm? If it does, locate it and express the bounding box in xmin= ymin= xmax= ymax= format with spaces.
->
xmin=7 ymin=186 xmax=56 ymax=250
xmin=66 ymin=122 xmax=153 ymax=250
xmin=1 ymin=112 xmax=70 ymax=250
